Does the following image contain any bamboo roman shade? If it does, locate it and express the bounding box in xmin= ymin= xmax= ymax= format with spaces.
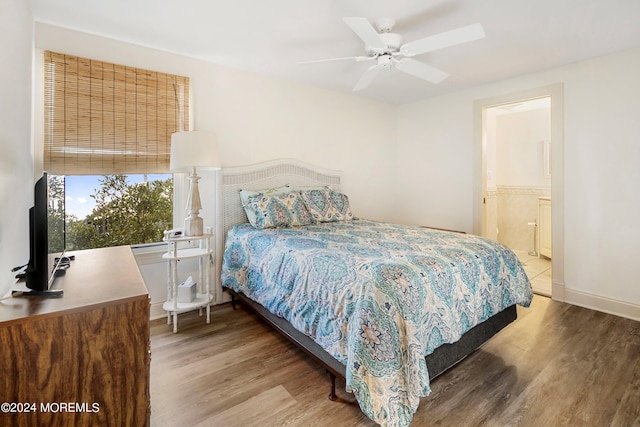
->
xmin=43 ymin=51 xmax=190 ymax=175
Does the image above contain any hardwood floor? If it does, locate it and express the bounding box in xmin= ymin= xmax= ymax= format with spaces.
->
xmin=150 ymin=296 xmax=640 ymax=426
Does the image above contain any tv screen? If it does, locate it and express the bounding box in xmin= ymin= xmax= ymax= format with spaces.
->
xmin=25 ymin=173 xmax=65 ymax=294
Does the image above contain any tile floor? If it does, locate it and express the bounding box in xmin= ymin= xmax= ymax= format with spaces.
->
xmin=513 ymin=250 xmax=552 ymax=297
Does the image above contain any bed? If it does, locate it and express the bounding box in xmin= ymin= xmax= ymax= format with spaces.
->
xmin=214 ymin=159 xmax=533 ymax=427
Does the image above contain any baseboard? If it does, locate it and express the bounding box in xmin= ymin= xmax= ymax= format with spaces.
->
xmin=563 ymin=287 xmax=640 ymax=322
xmin=150 ymin=302 xmax=167 ymax=321
xmin=551 ymin=280 xmax=565 ymax=301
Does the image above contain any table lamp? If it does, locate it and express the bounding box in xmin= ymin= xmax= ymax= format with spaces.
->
xmin=170 ymin=131 xmax=221 ymax=236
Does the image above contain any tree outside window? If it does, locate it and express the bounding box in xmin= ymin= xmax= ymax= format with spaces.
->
xmin=48 ymin=174 xmax=173 ymax=251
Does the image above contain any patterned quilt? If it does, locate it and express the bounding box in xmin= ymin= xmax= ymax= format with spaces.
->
xmin=222 ymin=220 xmax=533 ymax=426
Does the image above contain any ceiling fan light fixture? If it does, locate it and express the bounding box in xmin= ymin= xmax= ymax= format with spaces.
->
xmin=377 ymin=54 xmax=392 ymax=68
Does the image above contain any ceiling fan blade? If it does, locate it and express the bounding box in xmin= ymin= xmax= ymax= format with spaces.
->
xmin=353 ymin=64 xmax=383 ymax=91
xmin=343 ymin=17 xmax=386 ymax=50
xmin=298 ymin=55 xmax=371 ymax=65
xmin=400 ymin=23 xmax=485 ymax=57
xmin=395 ymin=58 xmax=449 ymax=83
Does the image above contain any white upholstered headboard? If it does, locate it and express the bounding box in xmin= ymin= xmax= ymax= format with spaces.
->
xmin=213 ymin=158 xmax=342 ymax=302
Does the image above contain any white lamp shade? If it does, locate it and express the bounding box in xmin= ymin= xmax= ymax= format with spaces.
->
xmin=170 ymin=131 xmax=221 ymax=172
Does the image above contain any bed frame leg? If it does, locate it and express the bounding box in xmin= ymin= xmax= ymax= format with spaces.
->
xmin=327 ymin=370 xmax=337 ymax=401
xmin=231 ymin=294 xmax=236 ymax=310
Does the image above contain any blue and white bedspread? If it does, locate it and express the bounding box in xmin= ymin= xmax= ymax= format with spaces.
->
xmin=222 ymin=219 xmax=533 ymax=426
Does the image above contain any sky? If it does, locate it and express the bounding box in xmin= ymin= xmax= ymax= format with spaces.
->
xmin=64 ymin=174 xmax=171 ymax=219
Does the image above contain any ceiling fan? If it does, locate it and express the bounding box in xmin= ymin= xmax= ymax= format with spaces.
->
xmin=300 ymin=17 xmax=485 ymax=91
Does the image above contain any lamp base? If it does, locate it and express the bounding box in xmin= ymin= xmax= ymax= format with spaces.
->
xmin=183 ymin=166 xmax=204 ymax=237
xmin=184 ymin=215 xmax=204 ymax=237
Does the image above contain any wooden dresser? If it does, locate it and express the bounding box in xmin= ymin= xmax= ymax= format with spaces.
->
xmin=0 ymin=245 xmax=150 ymax=427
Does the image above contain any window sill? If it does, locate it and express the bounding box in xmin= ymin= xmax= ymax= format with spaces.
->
xmin=132 ymin=240 xmax=201 ymax=265
xmin=132 ymin=243 xmax=166 ymax=266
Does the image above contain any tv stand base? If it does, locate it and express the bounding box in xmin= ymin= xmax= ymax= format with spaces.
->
xmin=13 ymin=289 xmax=63 ymax=297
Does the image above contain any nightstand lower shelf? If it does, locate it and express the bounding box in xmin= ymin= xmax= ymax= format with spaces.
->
xmin=163 ymin=293 xmax=213 ymax=333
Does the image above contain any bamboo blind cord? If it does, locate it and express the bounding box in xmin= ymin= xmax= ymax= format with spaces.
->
xmin=43 ymin=51 xmax=190 ymax=175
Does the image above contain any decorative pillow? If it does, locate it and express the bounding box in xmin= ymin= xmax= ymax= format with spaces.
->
xmin=299 ymin=189 xmax=353 ymax=222
xmin=240 ymin=185 xmax=292 ymax=226
xmin=247 ymin=192 xmax=313 ymax=229
xmin=298 ymin=189 xmax=329 ymax=221
xmin=328 ymin=190 xmax=354 ymax=221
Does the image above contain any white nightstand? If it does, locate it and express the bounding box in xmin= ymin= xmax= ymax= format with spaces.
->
xmin=162 ymin=231 xmax=214 ymax=333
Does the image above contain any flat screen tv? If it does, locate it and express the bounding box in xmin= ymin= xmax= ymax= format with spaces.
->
xmin=24 ymin=173 xmax=64 ymax=296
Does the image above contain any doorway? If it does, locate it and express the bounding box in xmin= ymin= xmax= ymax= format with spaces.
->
xmin=484 ymin=97 xmax=552 ymax=296
xmin=473 ymin=84 xmax=565 ymax=301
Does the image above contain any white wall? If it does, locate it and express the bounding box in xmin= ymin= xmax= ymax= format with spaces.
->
xmin=394 ymin=91 xmax=477 ymax=232
xmin=496 ymin=108 xmax=550 ymax=188
xmin=395 ymin=47 xmax=640 ymax=319
xmin=0 ymin=0 xmax=33 ymax=296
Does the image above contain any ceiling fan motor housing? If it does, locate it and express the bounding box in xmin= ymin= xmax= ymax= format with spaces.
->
xmin=366 ymin=32 xmax=403 ymax=55
xmin=380 ymin=32 xmax=402 ymax=51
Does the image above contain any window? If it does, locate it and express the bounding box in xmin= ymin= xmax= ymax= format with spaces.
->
xmin=49 ymin=174 xmax=173 ymax=251
xmin=42 ymin=51 xmax=189 ymax=249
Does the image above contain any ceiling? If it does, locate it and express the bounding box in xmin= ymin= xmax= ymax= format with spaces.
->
xmin=28 ymin=0 xmax=640 ymax=105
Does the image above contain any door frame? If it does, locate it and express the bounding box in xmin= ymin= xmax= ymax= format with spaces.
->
xmin=473 ymin=83 xmax=565 ymax=300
